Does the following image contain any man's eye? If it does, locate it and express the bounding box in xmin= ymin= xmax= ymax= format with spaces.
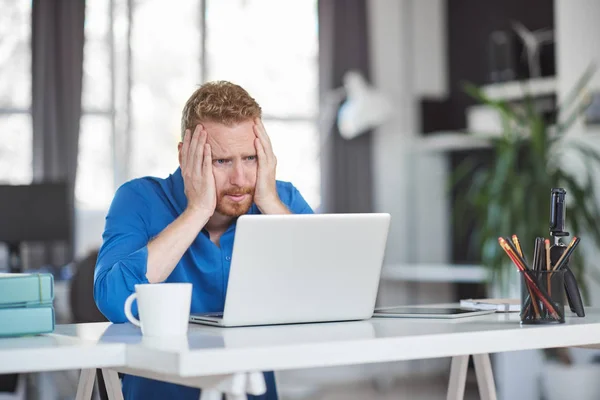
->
xmin=215 ymin=159 xmax=226 ymax=164
xmin=247 ymin=156 xmax=257 ymax=161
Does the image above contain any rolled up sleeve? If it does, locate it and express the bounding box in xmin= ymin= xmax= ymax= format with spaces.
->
xmin=94 ymin=182 xmax=151 ymax=323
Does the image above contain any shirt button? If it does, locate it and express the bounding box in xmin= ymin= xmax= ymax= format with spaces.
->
xmin=225 ymin=256 xmax=231 ymax=261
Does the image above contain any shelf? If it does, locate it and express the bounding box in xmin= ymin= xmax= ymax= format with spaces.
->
xmin=415 ymin=132 xmax=493 ymax=152
xmin=418 ymin=126 xmax=600 ymax=153
xmin=381 ymin=264 xmax=489 ymax=283
xmin=481 ymin=76 xmax=556 ymax=101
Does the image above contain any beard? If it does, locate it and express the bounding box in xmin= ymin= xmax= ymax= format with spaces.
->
xmin=215 ymin=187 xmax=255 ymax=217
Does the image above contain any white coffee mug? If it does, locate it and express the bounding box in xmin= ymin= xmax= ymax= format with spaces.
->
xmin=124 ymin=282 xmax=192 ymax=337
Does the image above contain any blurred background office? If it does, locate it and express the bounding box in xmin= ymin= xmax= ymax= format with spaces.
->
xmin=1 ymin=0 xmax=600 ymax=399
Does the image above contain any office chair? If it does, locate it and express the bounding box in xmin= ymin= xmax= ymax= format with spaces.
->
xmin=0 ymin=375 xmax=25 ymax=400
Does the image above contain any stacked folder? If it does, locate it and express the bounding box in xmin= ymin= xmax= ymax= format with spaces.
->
xmin=0 ymin=273 xmax=55 ymax=337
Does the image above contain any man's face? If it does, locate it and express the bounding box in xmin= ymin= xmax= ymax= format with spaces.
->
xmin=201 ymin=119 xmax=258 ymax=217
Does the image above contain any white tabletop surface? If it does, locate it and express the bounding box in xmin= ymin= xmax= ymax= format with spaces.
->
xmin=29 ymin=306 xmax=600 ymax=378
xmin=0 ymin=324 xmax=126 ymax=374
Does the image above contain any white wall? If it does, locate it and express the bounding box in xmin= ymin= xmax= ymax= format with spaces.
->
xmin=555 ymin=0 xmax=600 ymax=111
xmin=555 ymin=0 xmax=600 ymax=308
xmin=411 ymin=0 xmax=448 ymax=99
xmin=368 ymin=0 xmax=451 ymax=268
xmin=367 ymin=0 xmax=452 ymax=297
xmin=367 ymin=0 xmax=453 ymax=380
xmin=368 ymin=0 xmax=415 ymax=268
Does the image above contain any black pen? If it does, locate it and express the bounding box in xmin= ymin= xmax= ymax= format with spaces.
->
xmin=532 ymin=237 xmax=542 ymax=271
xmin=504 ymin=236 xmax=529 ymax=269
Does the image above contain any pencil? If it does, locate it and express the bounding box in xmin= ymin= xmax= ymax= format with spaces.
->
xmin=545 ymin=239 xmax=552 ymax=296
xmin=503 ymin=247 xmax=558 ymax=319
xmin=512 ymin=234 xmax=526 ymax=260
xmin=498 ymin=238 xmax=560 ymax=319
xmin=521 ymin=272 xmax=542 ymax=319
xmin=500 ymin=240 xmax=540 ymax=318
xmin=498 ymin=238 xmax=526 ymax=270
xmin=504 ymin=237 xmax=529 ymax=270
xmin=552 ymin=236 xmax=581 ymax=271
xmin=545 ymin=239 xmax=551 ymax=271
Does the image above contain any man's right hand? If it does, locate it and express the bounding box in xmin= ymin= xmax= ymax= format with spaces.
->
xmin=146 ymin=124 xmax=216 ymax=284
xmin=181 ymin=124 xmax=216 ymax=215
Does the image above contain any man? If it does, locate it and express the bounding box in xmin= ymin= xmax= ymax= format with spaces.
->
xmin=94 ymin=81 xmax=314 ymax=399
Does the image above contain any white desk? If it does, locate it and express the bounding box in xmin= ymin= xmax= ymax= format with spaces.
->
xmin=92 ymin=309 xmax=600 ymax=376
xmin=4 ymin=307 xmax=600 ymax=399
xmin=0 ymin=326 xmax=125 ymax=374
xmin=0 ymin=327 xmax=126 ymax=400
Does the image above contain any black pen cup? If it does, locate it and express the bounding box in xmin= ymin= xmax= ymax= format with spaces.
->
xmin=520 ymin=270 xmax=565 ymax=324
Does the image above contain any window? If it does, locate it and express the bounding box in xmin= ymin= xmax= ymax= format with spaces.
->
xmin=0 ymin=1 xmax=319 ymax=260
xmin=205 ymin=0 xmax=320 ymax=208
xmin=78 ymin=0 xmax=115 ymax=209
xmin=0 ymin=2 xmax=32 ymax=184
xmin=129 ymin=0 xmax=201 ymax=180
xmin=78 ymin=0 xmax=320 ymax=212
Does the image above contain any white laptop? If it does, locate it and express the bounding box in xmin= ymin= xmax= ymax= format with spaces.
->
xmin=189 ymin=213 xmax=391 ymax=327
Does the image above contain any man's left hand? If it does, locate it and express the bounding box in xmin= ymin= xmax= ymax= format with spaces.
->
xmin=253 ymin=118 xmax=290 ymax=214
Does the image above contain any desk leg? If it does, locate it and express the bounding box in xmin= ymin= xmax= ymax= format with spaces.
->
xmin=101 ymin=369 xmax=124 ymax=400
xmin=200 ymin=390 xmax=226 ymax=400
xmin=447 ymin=355 xmax=469 ymax=400
xmin=246 ymin=372 xmax=267 ymax=395
xmin=200 ymin=373 xmax=248 ymax=400
xmin=472 ymin=354 xmax=497 ymax=400
xmin=225 ymin=395 xmax=247 ymax=400
xmin=75 ymin=369 xmax=96 ymax=400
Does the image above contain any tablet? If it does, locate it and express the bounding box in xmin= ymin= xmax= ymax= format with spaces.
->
xmin=372 ymin=307 xmax=495 ymax=319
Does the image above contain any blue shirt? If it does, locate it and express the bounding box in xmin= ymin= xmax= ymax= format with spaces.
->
xmin=94 ymin=167 xmax=314 ymax=400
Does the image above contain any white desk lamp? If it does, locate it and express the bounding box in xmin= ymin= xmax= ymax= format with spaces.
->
xmin=320 ymin=70 xmax=393 ymax=142
xmin=337 ymin=70 xmax=393 ymax=139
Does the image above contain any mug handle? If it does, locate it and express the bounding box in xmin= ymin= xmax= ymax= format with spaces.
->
xmin=124 ymin=293 xmax=141 ymax=327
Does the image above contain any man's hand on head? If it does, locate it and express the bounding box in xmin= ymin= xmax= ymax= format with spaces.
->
xmin=145 ymin=124 xmax=216 ymax=284
xmin=253 ymin=118 xmax=290 ymax=215
xmin=181 ymin=124 xmax=217 ymax=219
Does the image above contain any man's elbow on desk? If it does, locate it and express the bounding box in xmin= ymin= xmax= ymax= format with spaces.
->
xmin=93 ymin=265 xmax=142 ymax=324
xmin=145 ymin=268 xmax=165 ymax=285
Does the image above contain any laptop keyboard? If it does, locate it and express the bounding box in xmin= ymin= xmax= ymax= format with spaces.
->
xmin=204 ymin=313 xmax=223 ymax=318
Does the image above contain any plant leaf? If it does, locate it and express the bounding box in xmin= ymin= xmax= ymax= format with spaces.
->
xmin=451 ymin=67 xmax=599 ymax=294
xmin=462 ymin=82 xmax=528 ymax=128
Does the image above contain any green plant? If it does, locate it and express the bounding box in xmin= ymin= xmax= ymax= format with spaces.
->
xmin=452 ymin=65 xmax=600 ymax=300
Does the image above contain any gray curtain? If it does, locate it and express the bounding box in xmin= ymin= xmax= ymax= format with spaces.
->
xmin=0 ymin=0 xmax=85 ymax=391
xmin=318 ymin=0 xmax=374 ymax=213
xmin=31 ymin=0 xmax=85 ymax=266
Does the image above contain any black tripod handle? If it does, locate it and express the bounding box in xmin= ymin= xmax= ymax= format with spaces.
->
xmin=564 ymin=267 xmax=585 ymax=317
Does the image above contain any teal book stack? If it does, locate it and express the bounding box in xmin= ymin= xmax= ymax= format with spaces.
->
xmin=0 ymin=273 xmax=55 ymax=337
